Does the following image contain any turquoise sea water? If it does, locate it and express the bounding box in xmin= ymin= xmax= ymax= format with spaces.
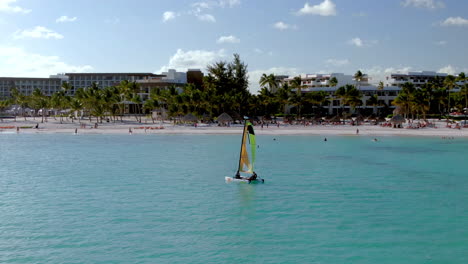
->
xmin=1 ymin=134 xmax=467 ymax=263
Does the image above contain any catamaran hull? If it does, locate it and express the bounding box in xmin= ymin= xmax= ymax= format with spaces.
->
xmin=225 ymin=177 xmax=264 ymax=183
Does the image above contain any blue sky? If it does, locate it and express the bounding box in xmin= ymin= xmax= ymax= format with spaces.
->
xmin=1 ymin=0 xmax=468 ymax=92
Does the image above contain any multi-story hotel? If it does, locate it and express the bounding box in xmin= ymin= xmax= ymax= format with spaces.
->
xmin=0 ymin=70 xmax=201 ymax=99
xmin=281 ymin=73 xmax=398 ymax=115
xmin=387 ymin=71 xmax=448 ymax=87
xmin=136 ymin=69 xmax=204 ymax=101
xmin=0 ymin=77 xmax=63 ymax=98
xmin=63 ymin=73 xmax=158 ymax=94
xmin=285 ymin=73 xmax=370 ymax=89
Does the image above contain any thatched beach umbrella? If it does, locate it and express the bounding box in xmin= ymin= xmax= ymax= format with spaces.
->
xmin=391 ymin=115 xmax=405 ymax=128
xmin=183 ymin=113 xmax=198 ymax=123
xmin=217 ymin=112 xmax=233 ymax=125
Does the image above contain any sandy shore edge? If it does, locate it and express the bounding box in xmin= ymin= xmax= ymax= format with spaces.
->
xmin=1 ymin=118 xmax=467 ymax=137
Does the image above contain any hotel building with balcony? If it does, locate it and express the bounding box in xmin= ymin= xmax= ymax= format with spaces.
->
xmin=282 ymin=73 xmax=400 ymax=115
xmin=0 ymin=77 xmax=63 ymax=98
xmin=387 ymin=71 xmax=448 ymax=87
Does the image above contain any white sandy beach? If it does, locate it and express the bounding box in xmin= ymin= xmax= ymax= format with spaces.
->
xmin=1 ymin=117 xmax=467 ymax=137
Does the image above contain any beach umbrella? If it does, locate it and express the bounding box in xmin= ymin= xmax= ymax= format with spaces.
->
xmin=229 ymin=112 xmax=242 ymax=121
xmin=182 ymin=113 xmax=198 ymax=123
xmin=217 ymin=112 xmax=233 ymax=124
xmin=391 ymin=115 xmax=405 ymax=124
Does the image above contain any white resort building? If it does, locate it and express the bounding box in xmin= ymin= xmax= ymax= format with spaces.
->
xmin=387 ymin=71 xmax=448 ymax=87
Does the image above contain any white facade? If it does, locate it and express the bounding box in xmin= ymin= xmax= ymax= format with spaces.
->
xmin=285 ymin=73 xmax=370 ymax=92
xmin=388 ymin=71 xmax=448 ymax=87
xmin=161 ymin=69 xmax=187 ymax=84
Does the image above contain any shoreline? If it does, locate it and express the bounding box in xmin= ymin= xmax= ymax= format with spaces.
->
xmin=1 ymin=118 xmax=467 ymax=137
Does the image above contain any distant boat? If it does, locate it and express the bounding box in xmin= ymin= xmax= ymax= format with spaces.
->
xmin=225 ymin=118 xmax=264 ymax=183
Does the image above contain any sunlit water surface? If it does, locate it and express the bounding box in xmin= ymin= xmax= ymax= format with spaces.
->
xmin=1 ymin=134 xmax=467 ymax=263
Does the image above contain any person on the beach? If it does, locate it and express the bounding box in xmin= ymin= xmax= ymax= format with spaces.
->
xmin=75 ymin=128 xmax=77 ymax=134
xmin=35 ymin=123 xmax=39 ymax=129
xmin=129 ymin=128 xmax=132 ymax=134
xmin=16 ymin=127 xmax=19 ymax=133
xmin=356 ymin=129 xmax=359 ymax=134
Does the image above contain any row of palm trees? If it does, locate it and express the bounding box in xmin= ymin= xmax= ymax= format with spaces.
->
xmin=1 ymin=68 xmax=467 ymax=123
xmin=258 ymin=71 xmax=468 ymax=119
xmin=4 ymin=80 xmax=146 ymax=123
xmin=392 ymin=74 xmax=468 ymax=119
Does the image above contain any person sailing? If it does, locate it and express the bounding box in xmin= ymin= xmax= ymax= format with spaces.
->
xmin=234 ymin=171 xmax=257 ymax=182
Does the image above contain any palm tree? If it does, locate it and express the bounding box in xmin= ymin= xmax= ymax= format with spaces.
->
xmin=336 ymin=84 xmax=362 ymax=117
xmin=329 ymin=77 xmax=338 ymax=87
xmin=392 ymin=82 xmax=415 ymax=119
xmin=377 ymin=81 xmax=384 ymax=90
xmin=275 ymin=84 xmax=290 ymax=115
xmin=31 ymin=88 xmax=49 ymax=123
xmin=69 ymin=98 xmax=83 ymax=123
xmin=461 ymin=83 xmax=468 ymax=112
xmin=354 ymin=70 xmax=364 ymax=89
xmin=143 ymin=99 xmax=159 ymax=123
xmin=366 ymin=94 xmax=380 ymax=115
xmin=412 ymin=88 xmax=430 ymax=120
xmin=456 ymin=72 xmax=467 ymax=111
xmin=0 ymin=100 xmax=10 ymax=121
xmin=258 ymin=87 xmax=275 ymax=116
xmin=259 ymin=73 xmax=278 ymax=93
xmin=444 ymin=75 xmax=456 ymax=117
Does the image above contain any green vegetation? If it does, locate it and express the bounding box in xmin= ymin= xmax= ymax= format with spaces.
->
xmin=1 ymin=54 xmax=467 ymax=123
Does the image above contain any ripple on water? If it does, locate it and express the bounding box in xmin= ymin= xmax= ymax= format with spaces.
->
xmin=1 ymin=134 xmax=468 ymax=263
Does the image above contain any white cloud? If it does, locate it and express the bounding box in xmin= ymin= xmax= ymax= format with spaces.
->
xmin=441 ymin=17 xmax=468 ymax=26
xmin=162 ymin=11 xmax=176 ymax=22
xmin=190 ymin=0 xmax=239 ymax=22
xmin=249 ymin=67 xmax=301 ymax=93
xmin=401 ymin=0 xmax=444 ymax=9
xmin=197 ymin=13 xmax=216 ymax=22
xmin=13 ymin=26 xmax=63 ymax=39
xmin=348 ymin=37 xmax=363 ymax=47
xmin=56 ymin=15 xmax=77 ymax=23
xmin=438 ymin=65 xmax=456 ymax=75
xmin=158 ymin=49 xmax=226 ymax=73
xmin=273 ymin=21 xmax=297 ymax=31
xmin=0 ymin=45 xmax=93 ymax=77
xmin=347 ymin=37 xmax=378 ymax=48
xmin=435 ymin=40 xmax=447 ymax=45
xmin=364 ymin=66 xmax=413 ymax=84
xmin=296 ymin=0 xmax=337 ymax=16
xmin=217 ymin=35 xmax=240 ymax=44
xmin=325 ymin=58 xmax=349 ymax=67
xmin=0 ymin=0 xmax=31 ymax=14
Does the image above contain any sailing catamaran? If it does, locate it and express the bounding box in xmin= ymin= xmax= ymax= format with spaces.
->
xmin=225 ymin=118 xmax=264 ymax=183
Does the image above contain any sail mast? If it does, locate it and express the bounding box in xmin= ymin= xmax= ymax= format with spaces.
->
xmin=237 ymin=118 xmax=248 ymax=172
